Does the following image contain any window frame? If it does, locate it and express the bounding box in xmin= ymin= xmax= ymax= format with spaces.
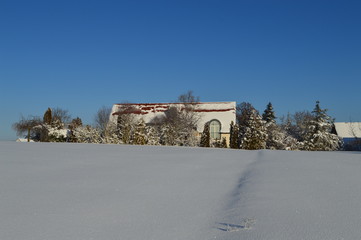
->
xmin=209 ymin=119 xmax=222 ymax=140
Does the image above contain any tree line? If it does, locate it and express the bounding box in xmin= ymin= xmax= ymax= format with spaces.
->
xmin=225 ymin=101 xmax=340 ymax=151
xmin=13 ymin=92 xmax=341 ymax=151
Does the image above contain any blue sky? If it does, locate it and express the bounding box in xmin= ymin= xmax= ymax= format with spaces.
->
xmin=1 ymin=0 xmax=360 ymax=140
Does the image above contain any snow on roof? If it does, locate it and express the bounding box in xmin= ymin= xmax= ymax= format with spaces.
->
xmin=334 ymin=122 xmax=361 ymax=138
xmin=112 ymin=102 xmax=236 ymax=115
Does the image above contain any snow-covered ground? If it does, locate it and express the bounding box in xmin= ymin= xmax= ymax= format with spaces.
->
xmin=1 ymin=142 xmax=360 ymax=240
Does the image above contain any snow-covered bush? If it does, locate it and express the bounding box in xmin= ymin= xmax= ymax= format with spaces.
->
xmin=102 ymin=122 xmax=122 ymax=144
xmin=73 ymin=125 xmax=103 ymax=144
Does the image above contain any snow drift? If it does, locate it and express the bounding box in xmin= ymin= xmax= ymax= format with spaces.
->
xmin=0 ymin=142 xmax=360 ymax=240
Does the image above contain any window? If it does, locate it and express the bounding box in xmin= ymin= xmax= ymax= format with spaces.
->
xmin=209 ymin=120 xmax=221 ymax=139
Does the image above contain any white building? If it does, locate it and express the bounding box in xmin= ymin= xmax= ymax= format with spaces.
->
xmin=333 ymin=122 xmax=361 ymax=150
xmin=110 ymin=102 xmax=236 ymax=143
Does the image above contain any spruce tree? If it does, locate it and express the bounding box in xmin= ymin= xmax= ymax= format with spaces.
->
xmin=262 ymin=102 xmax=276 ymax=123
xmin=229 ymin=121 xmax=239 ymax=149
xmin=200 ymin=123 xmax=210 ymax=147
xmin=262 ymin=103 xmax=285 ymax=150
xmin=303 ymin=101 xmax=340 ymax=151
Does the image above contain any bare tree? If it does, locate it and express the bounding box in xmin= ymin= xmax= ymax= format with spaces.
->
xmin=94 ymin=106 xmax=112 ymax=132
xmin=236 ymin=102 xmax=258 ymax=126
xmin=12 ymin=115 xmax=42 ymax=142
xmin=52 ymin=107 xmax=71 ymax=124
xmin=177 ymin=90 xmax=200 ymax=103
xmin=292 ymin=110 xmax=314 ymax=141
xmin=344 ymin=122 xmax=361 ymax=151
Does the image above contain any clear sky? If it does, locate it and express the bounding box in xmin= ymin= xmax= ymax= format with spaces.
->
xmin=1 ymin=0 xmax=360 ymax=140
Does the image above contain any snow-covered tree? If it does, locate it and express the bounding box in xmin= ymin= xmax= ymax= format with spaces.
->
xmin=262 ymin=102 xmax=281 ymax=149
xmin=303 ymin=101 xmax=340 ymax=151
xmin=47 ymin=127 xmax=69 ymax=142
xmin=187 ymin=130 xmax=201 ymax=147
xmin=262 ymin=102 xmax=276 ymax=124
xmin=154 ymin=105 xmax=200 ymax=147
xmin=145 ymin=125 xmax=160 ymax=145
xmin=283 ymin=134 xmax=300 ymax=150
xmin=44 ymin=117 xmax=69 ymax=142
xmin=160 ymin=124 xmax=177 ymax=146
xmin=117 ymin=113 xmax=136 ymax=144
xmin=68 ymin=117 xmax=83 ymax=142
xmin=239 ymin=110 xmax=267 ymax=150
xmin=265 ymin=122 xmax=285 ymax=150
xmin=237 ymin=102 xmax=258 ymax=126
xmin=102 ymin=122 xmax=122 ymax=144
xmin=133 ymin=119 xmax=147 ymax=145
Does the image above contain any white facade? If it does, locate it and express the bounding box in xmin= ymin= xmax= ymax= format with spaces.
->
xmin=334 ymin=122 xmax=361 ymax=138
xmin=334 ymin=122 xmax=361 ymax=150
xmin=110 ymin=102 xmax=236 ymax=135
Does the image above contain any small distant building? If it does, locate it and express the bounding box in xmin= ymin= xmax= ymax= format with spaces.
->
xmin=333 ymin=122 xmax=361 ymax=151
xmin=110 ymin=102 xmax=236 ymax=144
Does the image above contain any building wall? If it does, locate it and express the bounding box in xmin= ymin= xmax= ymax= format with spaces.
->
xmin=195 ymin=102 xmax=236 ymax=133
xmin=110 ymin=102 xmax=236 ymax=141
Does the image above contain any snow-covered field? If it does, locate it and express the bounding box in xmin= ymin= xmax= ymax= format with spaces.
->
xmin=1 ymin=142 xmax=360 ymax=240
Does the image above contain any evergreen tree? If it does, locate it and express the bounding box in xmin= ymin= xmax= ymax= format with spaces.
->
xmin=43 ymin=108 xmax=52 ymax=125
xmin=200 ymin=123 xmax=210 ymax=147
xmin=229 ymin=121 xmax=239 ymax=149
xmin=261 ymin=103 xmax=287 ymax=150
xmin=240 ymin=110 xmax=267 ymax=150
xmin=262 ymin=102 xmax=276 ymax=123
xmin=303 ymin=101 xmax=340 ymax=151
